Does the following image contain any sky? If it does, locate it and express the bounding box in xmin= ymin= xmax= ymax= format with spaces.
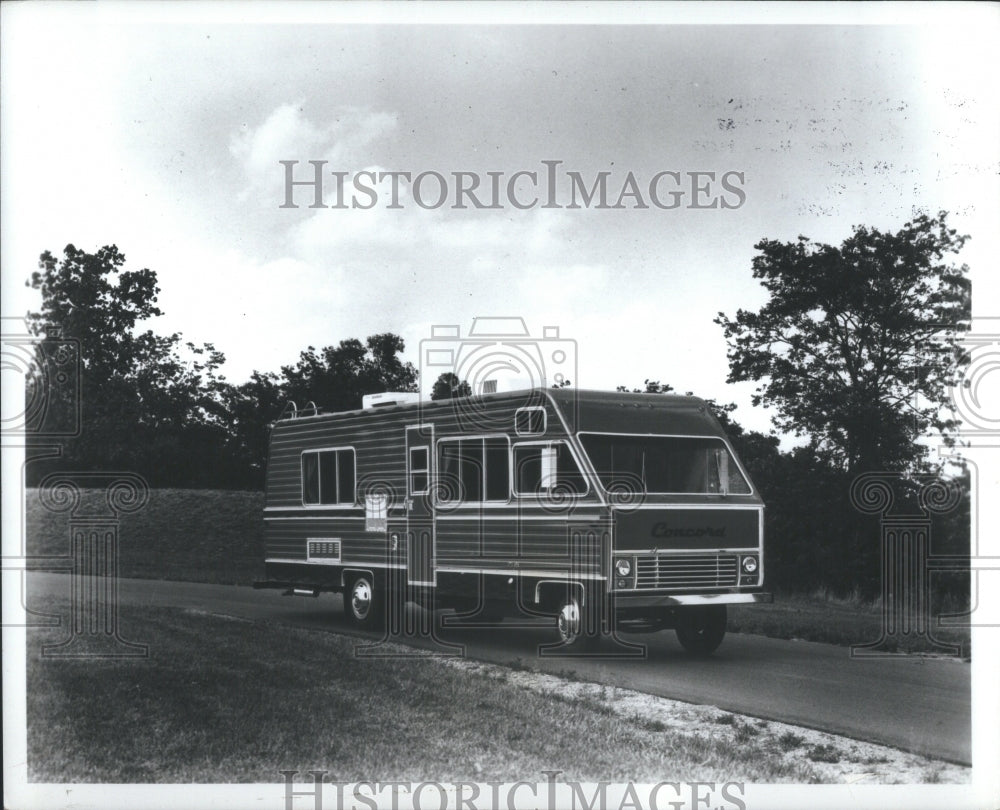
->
xmin=3 ymin=4 xmax=998 ymax=439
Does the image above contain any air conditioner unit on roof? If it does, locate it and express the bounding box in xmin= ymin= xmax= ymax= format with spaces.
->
xmin=362 ymin=392 xmax=420 ymax=410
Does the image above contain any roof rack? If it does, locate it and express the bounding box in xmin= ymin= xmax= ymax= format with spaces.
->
xmin=277 ymin=400 xmax=321 ymax=421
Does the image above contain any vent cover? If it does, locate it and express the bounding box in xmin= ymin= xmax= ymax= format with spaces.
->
xmin=307 ymin=538 xmax=342 ymax=563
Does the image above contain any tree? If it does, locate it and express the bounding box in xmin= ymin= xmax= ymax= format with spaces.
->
xmin=278 ymin=334 xmax=418 ymax=414
xmin=219 ymin=370 xmax=284 ymax=488
xmin=715 ymin=212 xmax=971 ymax=474
xmin=431 ymin=372 xmax=471 ymax=400
xmin=26 ymin=244 xmax=232 ymax=485
xmin=28 ymin=244 xmax=163 ymax=381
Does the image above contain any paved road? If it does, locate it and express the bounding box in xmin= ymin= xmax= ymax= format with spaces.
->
xmin=26 ymin=573 xmax=972 ymax=764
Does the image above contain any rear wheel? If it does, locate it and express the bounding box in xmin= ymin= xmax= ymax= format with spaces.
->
xmin=345 ymin=573 xmax=384 ymax=631
xmin=675 ymin=605 xmax=727 ymax=656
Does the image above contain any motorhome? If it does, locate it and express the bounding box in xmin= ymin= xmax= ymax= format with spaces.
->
xmin=254 ymin=387 xmax=770 ymax=654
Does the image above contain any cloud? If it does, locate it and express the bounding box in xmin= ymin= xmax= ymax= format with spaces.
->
xmin=229 ymin=104 xmax=398 ymax=201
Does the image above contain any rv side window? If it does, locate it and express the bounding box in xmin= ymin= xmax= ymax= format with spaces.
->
xmin=409 ymin=447 xmax=429 ymax=494
xmin=301 ymin=448 xmax=356 ymax=505
xmin=302 ymin=453 xmax=319 ymax=504
xmin=513 ymin=442 xmax=587 ymax=497
xmin=515 ymin=407 xmax=546 ymax=436
xmin=437 ymin=437 xmax=510 ymax=503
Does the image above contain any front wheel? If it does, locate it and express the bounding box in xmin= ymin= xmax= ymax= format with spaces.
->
xmin=345 ymin=573 xmax=384 ymax=631
xmin=675 ymin=605 xmax=727 ymax=657
xmin=555 ymin=589 xmax=604 ymax=650
xmin=556 ymin=596 xmax=584 ymax=646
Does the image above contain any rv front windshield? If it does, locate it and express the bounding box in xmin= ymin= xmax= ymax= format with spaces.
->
xmin=578 ymin=433 xmax=751 ymax=495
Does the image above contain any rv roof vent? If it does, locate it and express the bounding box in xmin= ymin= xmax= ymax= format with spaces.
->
xmin=362 ymin=392 xmax=420 ymax=410
xmin=476 ymin=377 xmax=532 ymax=395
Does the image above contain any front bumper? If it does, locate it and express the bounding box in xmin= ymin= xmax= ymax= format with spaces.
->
xmin=612 ymin=591 xmax=772 ymax=608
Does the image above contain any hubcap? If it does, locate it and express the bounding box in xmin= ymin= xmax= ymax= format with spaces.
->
xmin=557 ymin=600 xmax=581 ymax=644
xmin=351 ymin=579 xmax=372 ymax=620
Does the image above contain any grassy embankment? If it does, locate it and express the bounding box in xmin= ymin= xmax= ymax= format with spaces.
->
xmin=729 ymin=592 xmax=970 ymax=658
xmin=24 ymin=488 xmax=970 ymax=655
xmin=25 ymin=487 xmax=264 ymax=585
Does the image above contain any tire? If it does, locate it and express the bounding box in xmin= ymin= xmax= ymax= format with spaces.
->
xmin=555 ymin=591 xmax=603 ymax=649
xmin=345 ymin=573 xmax=384 ymax=631
xmin=556 ymin=596 xmax=583 ymax=645
xmin=675 ymin=605 xmax=727 ymax=657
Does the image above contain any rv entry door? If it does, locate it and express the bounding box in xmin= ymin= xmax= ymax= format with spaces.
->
xmin=405 ymin=424 xmax=435 ymax=586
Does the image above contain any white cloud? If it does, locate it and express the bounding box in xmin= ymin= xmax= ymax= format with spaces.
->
xmin=229 ymin=104 xmax=399 ymax=201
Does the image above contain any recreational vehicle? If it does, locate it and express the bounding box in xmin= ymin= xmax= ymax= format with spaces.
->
xmin=254 ymin=387 xmax=771 ymax=655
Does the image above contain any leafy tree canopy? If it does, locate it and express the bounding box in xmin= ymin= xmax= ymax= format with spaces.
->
xmin=25 ymin=244 xmax=417 ymax=486
xmin=27 ymin=244 xmax=230 ymax=483
xmin=431 ymin=372 xmax=472 ymax=401
xmin=715 ymin=212 xmax=971 ymax=473
xmin=278 ymin=334 xmax=418 ymax=414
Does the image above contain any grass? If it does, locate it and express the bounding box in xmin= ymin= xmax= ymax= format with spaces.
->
xmin=27 ymin=599 xmax=829 ymax=784
xmin=807 ymin=744 xmax=842 ymax=764
xmin=24 ymin=488 xmax=970 ymax=655
xmin=778 ymin=731 xmax=806 ymax=751
xmin=732 ymin=720 xmax=760 ymax=744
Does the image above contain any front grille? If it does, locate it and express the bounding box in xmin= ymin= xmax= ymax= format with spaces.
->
xmin=634 ymin=553 xmax=738 ymax=590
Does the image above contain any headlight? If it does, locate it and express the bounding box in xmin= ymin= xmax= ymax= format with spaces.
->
xmin=615 ymin=558 xmax=632 ymax=577
xmin=741 ymin=556 xmax=758 ymax=574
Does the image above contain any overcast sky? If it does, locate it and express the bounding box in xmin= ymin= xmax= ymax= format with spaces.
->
xmin=3 ymin=4 xmax=998 ymax=438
